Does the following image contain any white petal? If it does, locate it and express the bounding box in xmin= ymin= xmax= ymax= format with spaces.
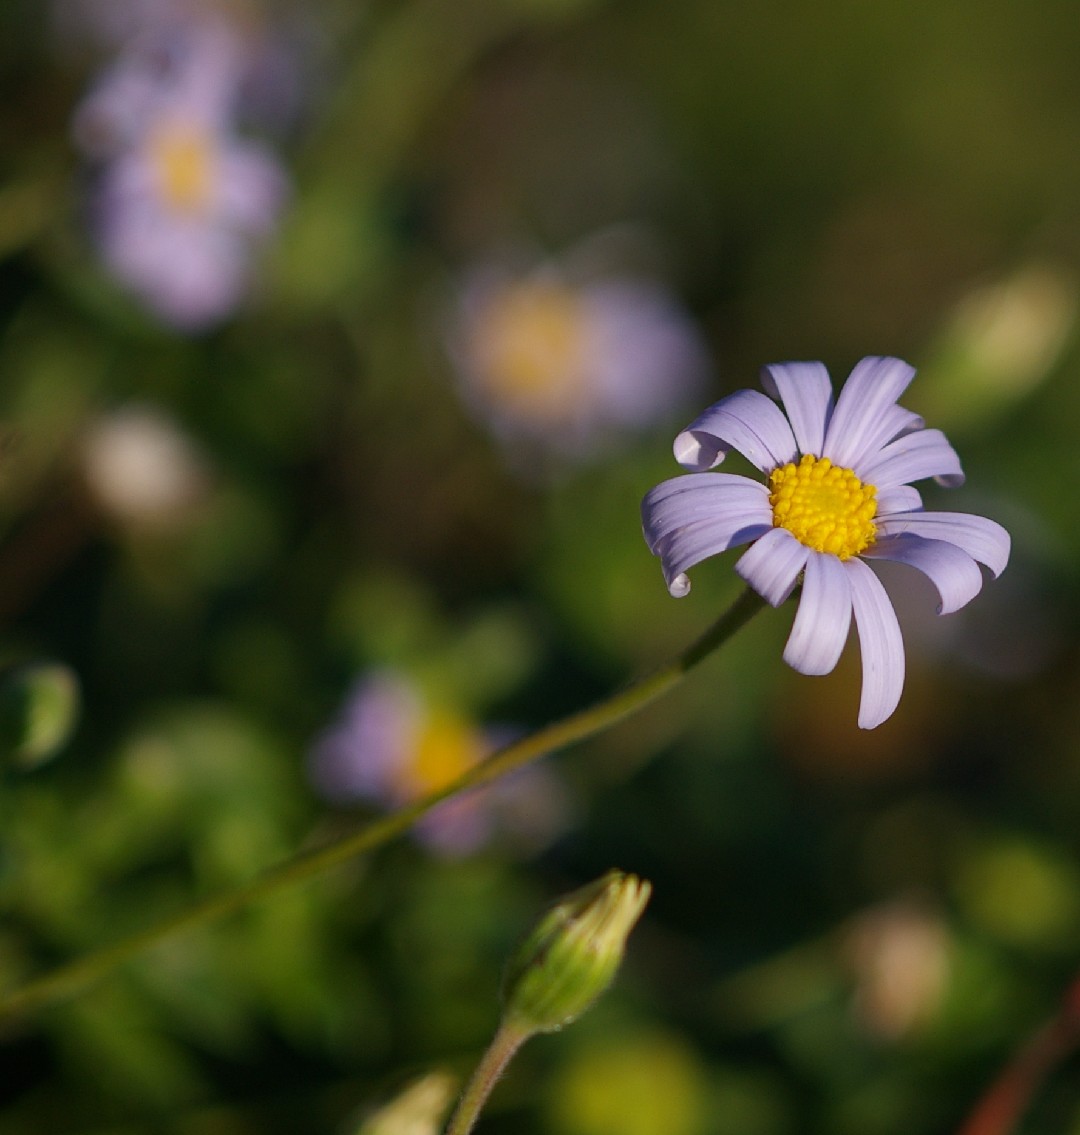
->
xmin=857 ymin=428 xmax=965 ymax=489
xmin=674 ymin=389 xmax=798 ymax=472
xmin=654 ymin=515 xmax=773 ymax=595
xmin=876 ymin=511 xmax=1010 ymax=577
xmin=759 ymin=361 xmax=834 ymax=456
xmin=850 ymin=404 xmax=925 ymax=469
xmin=845 ymin=557 xmax=906 ymax=729
xmin=823 ymin=357 xmax=917 ymax=469
xmin=669 ymin=573 xmax=691 ymax=598
xmin=783 ymin=552 xmax=853 ymax=675
xmin=876 ymin=485 xmax=923 ymax=515
xmin=642 ymin=472 xmax=770 ymax=524
xmin=642 ymin=474 xmax=771 ymax=552
xmin=735 ymin=527 xmax=811 ymax=606
xmin=641 ymin=474 xmax=773 ymax=596
xmin=650 ymin=511 xmax=768 ymax=560
xmin=653 ymin=511 xmax=771 ymax=584
xmin=863 ymin=534 xmax=984 ymax=614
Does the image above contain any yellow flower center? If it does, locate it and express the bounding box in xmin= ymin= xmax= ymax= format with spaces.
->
xmin=150 ymin=120 xmax=216 ymax=215
xmin=398 ymin=707 xmax=485 ymax=798
xmin=768 ymin=453 xmax=878 ymax=559
xmin=473 ymin=281 xmax=588 ymax=419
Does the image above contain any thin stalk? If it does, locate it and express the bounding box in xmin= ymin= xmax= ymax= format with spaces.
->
xmin=444 ymin=1021 xmax=531 ymax=1135
xmin=0 ymin=586 xmax=767 ymax=1026
xmin=955 ymin=972 xmax=1080 ymax=1135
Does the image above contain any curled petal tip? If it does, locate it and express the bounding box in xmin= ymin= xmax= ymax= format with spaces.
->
xmin=673 ymin=429 xmax=722 ymax=471
xmin=668 ymin=573 xmax=691 ymax=598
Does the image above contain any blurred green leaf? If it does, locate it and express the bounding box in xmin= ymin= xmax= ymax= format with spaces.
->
xmin=0 ymin=661 xmax=79 ymax=769
xmin=546 ymin=1027 xmax=709 ymax=1135
xmin=955 ymin=834 xmax=1080 ymax=953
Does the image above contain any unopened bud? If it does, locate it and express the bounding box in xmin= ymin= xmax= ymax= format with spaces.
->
xmin=502 ymin=869 xmax=651 ymax=1034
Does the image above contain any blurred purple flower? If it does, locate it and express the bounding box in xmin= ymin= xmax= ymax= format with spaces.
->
xmin=69 ymin=4 xmax=308 ymax=154
xmin=68 ymin=5 xmax=291 ymax=328
xmin=448 ymin=259 xmax=710 ymax=461
xmin=642 ymin=357 xmax=1011 ymax=728
xmin=95 ymin=101 xmax=286 ymax=328
xmin=55 ymin=0 xmax=184 ymax=52
xmin=309 ymin=671 xmax=568 ymax=856
xmin=71 ymin=9 xmax=243 ymax=156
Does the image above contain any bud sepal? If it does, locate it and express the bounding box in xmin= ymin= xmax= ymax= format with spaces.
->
xmin=501 ymin=868 xmax=651 ymax=1034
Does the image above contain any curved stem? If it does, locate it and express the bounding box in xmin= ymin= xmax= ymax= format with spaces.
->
xmin=0 ymin=586 xmax=766 ymax=1026
xmin=444 ymin=1021 xmax=531 ymax=1135
xmin=955 ymin=972 xmax=1080 ymax=1135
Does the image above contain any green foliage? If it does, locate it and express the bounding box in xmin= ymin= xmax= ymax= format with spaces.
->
xmin=0 ymin=662 xmax=79 ymax=770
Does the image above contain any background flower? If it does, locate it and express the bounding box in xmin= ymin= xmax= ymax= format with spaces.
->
xmin=448 ymin=251 xmax=710 ymax=463
xmin=96 ymin=104 xmax=286 ymax=327
xmin=80 ymin=404 xmax=210 ymax=526
xmin=71 ymin=4 xmax=290 ymax=327
xmin=309 ymin=670 xmax=569 ymax=856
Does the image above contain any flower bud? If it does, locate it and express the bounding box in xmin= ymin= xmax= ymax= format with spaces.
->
xmin=502 ymin=869 xmax=651 ymax=1034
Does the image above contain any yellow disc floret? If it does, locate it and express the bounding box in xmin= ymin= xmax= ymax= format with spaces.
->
xmin=471 ymin=280 xmax=588 ymax=420
xmin=151 ymin=120 xmax=216 ymax=215
xmin=768 ymin=453 xmax=877 ymax=559
xmin=399 ymin=707 xmax=485 ymax=797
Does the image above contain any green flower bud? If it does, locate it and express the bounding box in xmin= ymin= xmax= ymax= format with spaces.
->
xmin=502 ymin=869 xmax=651 ymax=1034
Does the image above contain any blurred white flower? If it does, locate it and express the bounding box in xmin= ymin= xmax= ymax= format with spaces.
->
xmin=844 ymin=900 xmax=950 ymax=1040
xmin=81 ymin=405 xmax=209 ymax=525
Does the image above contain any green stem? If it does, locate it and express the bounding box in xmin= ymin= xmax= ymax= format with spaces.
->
xmin=444 ymin=1021 xmax=531 ymax=1135
xmin=0 ymin=586 xmax=766 ymax=1026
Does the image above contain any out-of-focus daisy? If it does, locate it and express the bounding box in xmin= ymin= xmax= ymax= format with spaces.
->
xmin=69 ymin=6 xmax=290 ymax=328
xmin=95 ymin=96 xmax=286 ymax=328
xmin=71 ymin=7 xmax=244 ymax=157
xmin=70 ymin=5 xmax=308 ymax=155
xmin=308 ymin=671 xmax=568 ymax=855
xmin=449 ymin=258 xmax=709 ymax=461
xmin=641 ymin=357 xmax=1010 ymax=728
xmin=55 ymin=0 xmax=184 ymax=53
